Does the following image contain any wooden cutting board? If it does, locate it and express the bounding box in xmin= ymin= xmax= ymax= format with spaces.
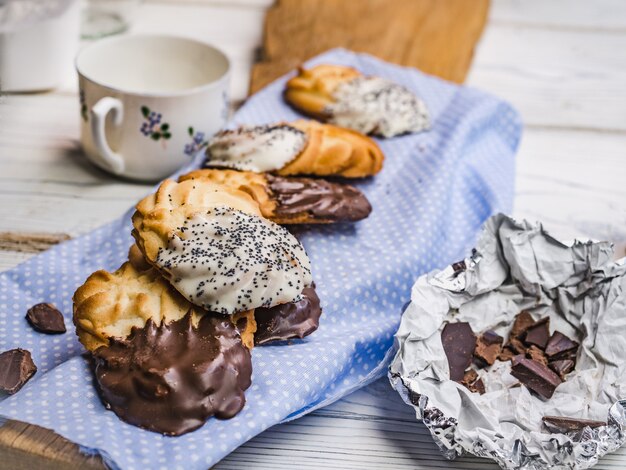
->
xmin=249 ymin=0 xmax=490 ymax=94
xmin=0 ymin=1 xmax=489 ymax=469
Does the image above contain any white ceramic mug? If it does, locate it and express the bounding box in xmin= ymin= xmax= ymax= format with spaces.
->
xmin=76 ymin=34 xmax=230 ymax=181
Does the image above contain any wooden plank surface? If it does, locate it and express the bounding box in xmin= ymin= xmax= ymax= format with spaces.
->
xmin=1 ymin=0 xmax=626 ymax=469
xmin=249 ymin=0 xmax=490 ymax=93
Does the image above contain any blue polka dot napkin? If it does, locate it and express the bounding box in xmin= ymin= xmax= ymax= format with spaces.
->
xmin=0 ymin=49 xmax=521 ymax=470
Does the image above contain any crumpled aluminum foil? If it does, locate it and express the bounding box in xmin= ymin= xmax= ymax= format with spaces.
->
xmin=389 ymin=214 xmax=626 ymax=469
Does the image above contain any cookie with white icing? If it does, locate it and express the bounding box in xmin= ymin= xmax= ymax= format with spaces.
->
xmin=285 ymin=64 xmax=430 ymax=138
xmin=132 ymin=178 xmax=313 ymax=316
xmin=204 ymin=119 xmax=384 ymax=178
xmin=73 ymin=252 xmax=257 ymax=351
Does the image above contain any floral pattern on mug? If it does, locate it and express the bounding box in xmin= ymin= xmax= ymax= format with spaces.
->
xmin=80 ymin=89 xmax=88 ymax=122
xmin=184 ymin=127 xmax=209 ymax=157
xmin=140 ymin=106 xmax=171 ymax=141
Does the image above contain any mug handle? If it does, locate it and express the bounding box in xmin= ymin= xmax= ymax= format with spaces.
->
xmin=90 ymin=97 xmax=125 ymax=175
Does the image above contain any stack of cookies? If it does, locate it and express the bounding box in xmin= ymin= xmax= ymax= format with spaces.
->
xmin=72 ymin=63 xmax=430 ymax=435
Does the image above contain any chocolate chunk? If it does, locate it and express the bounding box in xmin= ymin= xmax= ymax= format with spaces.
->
xmin=0 ymin=349 xmax=37 ymax=394
xmin=523 ymin=317 xmax=550 ymax=349
xmin=542 ymin=416 xmax=606 ymax=433
xmin=474 ymin=330 xmax=503 ymax=366
xmin=510 ymin=355 xmax=562 ymax=399
xmin=508 ymin=337 xmax=528 ymax=355
xmin=462 ymin=369 xmax=479 ymax=383
xmin=268 ymin=175 xmax=372 ymax=222
xmin=470 ymin=377 xmax=485 ymax=394
xmin=26 ymin=303 xmax=66 ymax=334
xmin=526 ymin=345 xmax=548 ymax=366
xmin=93 ymin=311 xmax=252 ymax=436
xmin=460 ymin=369 xmax=485 ymax=394
xmin=498 ymin=347 xmax=516 ymax=362
xmin=545 ymin=331 xmax=579 ymax=361
xmin=451 ymin=260 xmax=466 ymax=274
xmin=549 ymin=359 xmax=575 ymax=379
xmin=441 ymin=322 xmax=476 ymax=381
xmin=254 ymin=285 xmax=322 ymax=345
xmin=510 ymin=311 xmax=535 ymax=339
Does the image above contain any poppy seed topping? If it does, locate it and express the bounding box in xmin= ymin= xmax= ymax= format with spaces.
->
xmin=206 ymin=124 xmax=307 ymax=173
xmin=155 ymin=206 xmax=312 ymax=315
xmin=327 ymin=76 xmax=430 ymax=137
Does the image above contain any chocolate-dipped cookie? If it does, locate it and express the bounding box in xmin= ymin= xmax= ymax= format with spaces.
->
xmin=254 ymin=284 xmax=322 ymax=345
xmin=180 ymin=169 xmax=372 ymax=224
xmin=203 ymin=119 xmax=384 ymax=178
xmin=93 ymin=311 xmax=251 ymax=436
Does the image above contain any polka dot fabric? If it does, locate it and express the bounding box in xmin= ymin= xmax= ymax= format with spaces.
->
xmin=0 ymin=49 xmax=521 ymax=470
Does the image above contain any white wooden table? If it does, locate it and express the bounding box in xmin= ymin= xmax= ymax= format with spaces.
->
xmin=1 ymin=1 xmax=626 ymax=468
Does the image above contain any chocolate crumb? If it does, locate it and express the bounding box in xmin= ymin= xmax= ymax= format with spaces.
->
xmin=526 ymin=345 xmax=548 ymax=366
xmin=474 ymin=330 xmax=503 ymax=367
xmin=26 ymin=303 xmax=66 ymax=334
xmin=498 ymin=347 xmax=516 ymax=362
xmin=460 ymin=369 xmax=485 ymax=394
xmin=0 ymin=349 xmax=37 ymax=394
xmin=508 ymin=337 xmax=528 ymax=355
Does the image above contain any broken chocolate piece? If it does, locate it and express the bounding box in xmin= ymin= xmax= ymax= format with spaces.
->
xmin=523 ymin=317 xmax=550 ymax=349
xmin=471 ymin=377 xmax=486 ymax=394
xmin=441 ymin=322 xmax=476 ymax=381
xmin=510 ymin=311 xmax=535 ymax=339
xmin=542 ymin=416 xmax=606 ymax=433
xmin=526 ymin=345 xmax=548 ymax=366
xmin=510 ymin=354 xmax=562 ymax=399
xmin=508 ymin=337 xmax=528 ymax=355
xmin=0 ymin=348 xmax=37 ymax=394
xmin=545 ymin=331 xmax=579 ymax=360
xmin=474 ymin=330 xmax=503 ymax=366
xmin=498 ymin=347 xmax=515 ymax=362
xmin=26 ymin=303 xmax=66 ymax=334
xmin=461 ymin=369 xmax=485 ymax=394
xmin=549 ymin=359 xmax=575 ymax=379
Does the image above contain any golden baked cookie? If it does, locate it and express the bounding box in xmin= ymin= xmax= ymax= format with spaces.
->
xmin=132 ymin=178 xmax=261 ymax=262
xmin=131 ymin=178 xmax=313 ymax=317
xmin=73 ymin=258 xmax=256 ymax=351
xmin=285 ymin=65 xmax=361 ymax=119
xmin=204 ymin=119 xmax=383 ymax=178
xmin=285 ymin=64 xmax=430 ymax=138
xmin=179 ymin=168 xmax=372 ymax=224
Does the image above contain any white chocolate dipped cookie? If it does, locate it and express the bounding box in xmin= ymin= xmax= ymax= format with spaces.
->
xmin=204 ymin=119 xmax=383 ymax=178
xmin=285 ymin=64 xmax=430 ymax=138
xmin=132 ymin=178 xmax=313 ymax=316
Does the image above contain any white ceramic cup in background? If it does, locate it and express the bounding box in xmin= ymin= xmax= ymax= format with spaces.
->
xmin=76 ymin=34 xmax=230 ymax=181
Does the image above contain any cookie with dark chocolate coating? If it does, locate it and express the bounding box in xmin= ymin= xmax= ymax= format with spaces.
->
xmin=254 ymin=284 xmax=322 ymax=345
xmin=180 ymin=169 xmax=372 ymax=224
xmin=93 ymin=311 xmax=252 ymax=436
